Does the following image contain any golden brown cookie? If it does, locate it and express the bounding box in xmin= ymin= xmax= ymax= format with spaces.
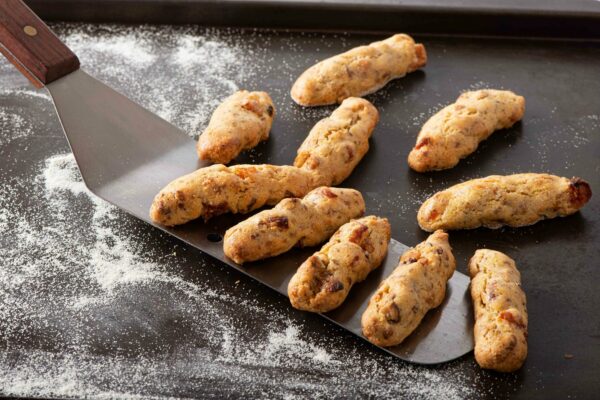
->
xmin=408 ymin=90 xmax=525 ymax=172
xmin=223 ymin=187 xmax=365 ymax=264
xmin=197 ymin=90 xmax=275 ymax=164
xmin=294 ymin=97 xmax=379 ymax=186
xmin=361 ymin=230 xmax=455 ymax=347
xmin=469 ymin=249 xmax=528 ymax=372
xmin=288 ymin=216 xmax=391 ymax=312
xmin=291 ymin=34 xmax=426 ymax=106
xmin=418 ymin=173 xmax=592 ymax=231
xmin=150 ymin=164 xmax=315 ymax=226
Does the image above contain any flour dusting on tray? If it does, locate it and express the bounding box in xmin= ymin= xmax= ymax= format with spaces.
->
xmin=0 ymin=155 xmax=472 ymax=399
xmin=62 ymin=24 xmax=257 ymax=138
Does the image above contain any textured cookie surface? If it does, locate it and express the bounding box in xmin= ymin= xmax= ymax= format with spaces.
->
xmin=469 ymin=249 xmax=528 ymax=372
xmin=150 ymin=164 xmax=316 ymax=226
xmin=197 ymin=90 xmax=275 ymax=164
xmin=418 ymin=173 xmax=592 ymax=231
xmin=294 ymin=97 xmax=379 ymax=186
xmin=288 ymin=216 xmax=391 ymax=312
xmin=361 ymin=230 xmax=455 ymax=347
xmin=223 ymin=187 xmax=365 ymax=264
xmin=408 ymin=89 xmax=525 ymax=172
xmin=291 ymin=34 xmax=426 ymax=106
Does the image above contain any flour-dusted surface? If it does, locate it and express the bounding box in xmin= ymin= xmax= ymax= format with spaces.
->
xmin=0 ymin=153 xmax=470 ymax=399
xmin=1 ymin=24 xmax=600 ymax=399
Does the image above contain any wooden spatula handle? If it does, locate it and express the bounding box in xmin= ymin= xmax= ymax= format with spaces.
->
xmin=0 ymin=0 xmax=79 ymax=87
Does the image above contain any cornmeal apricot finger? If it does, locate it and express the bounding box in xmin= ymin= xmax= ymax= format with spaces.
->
xmin=223 ymin=187 xmax=365 ymax=264
xmin=469 ymin=249 xmax=528 ymax=372
xmin=294 ymin=97 xmax=378 ymax=186
xmin=291 ymin=34 xmax=426 ymax=106
xmin=288 ymin=216 xmax=391 ymax=312
xmin=418 ymin=173 xmax=592 ymax=231
xmin=408 ymin=89 xmax=525 ymax=172
xmin=361 ymin=230 xmax=455 ymax=347
xmin=197 ymin=90 xmax=275 ymax=164
xmin=150 ymin=164 xmax=316 ymax=226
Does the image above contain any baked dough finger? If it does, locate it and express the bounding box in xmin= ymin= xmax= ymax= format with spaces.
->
xmin=288 ymin=216 xmax=391 ymax=312
xmin=469 ymin=249 xmax=527 ymax=372
xmin=361 ymin=230 xmax=455 ymax=347
xmin=223 ymin=187 xmax=365 ymax=264
xmin=418 ymin=173 xmax=592 ymax=231
xmin=150 ymin=164 xmax=316 ymax=226
xmin=294 ymin=97 xmax=379 ymax=186
xmin=408 ymin=89 xmax=525 ymax=172
xmin=291 ymin=34 xmax=426 ymax=106
xmin=197 ymin=90 xmax=275 ymax=164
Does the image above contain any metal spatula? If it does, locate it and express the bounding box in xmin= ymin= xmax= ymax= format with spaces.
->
xmin=0 ymin=0 xmax=473 ymax=364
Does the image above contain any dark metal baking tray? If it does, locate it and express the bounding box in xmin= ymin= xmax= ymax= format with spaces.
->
xmin=4 ymin=0 xmax=600 ymax=398
xmin=28 ymin=0 xmax=600 ymax=38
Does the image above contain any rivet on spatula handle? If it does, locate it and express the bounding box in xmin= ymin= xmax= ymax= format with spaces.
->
xmin=0 ymin=0 xmax=79 ymax=87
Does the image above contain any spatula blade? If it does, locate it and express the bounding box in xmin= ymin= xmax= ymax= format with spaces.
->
xmin=46 ymin=69 xmax=473 ymax=365
xmin=47 ymin=69 xmax=200 ymax=214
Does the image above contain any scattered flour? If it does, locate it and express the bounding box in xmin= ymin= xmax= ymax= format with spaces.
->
xmin=64 ymin=31 xmax=158 ymax=67
xmin=0 ymin=153 xmax=474 ymax=399
xmin=467 ymin=80 xmax=496 ymax=91
xmin=61 ymin=25 xmax=257 ymax=137
xmin=0 ymin=110 xmax=32 ymax=145
xmin=2 ymin=88 xmax=50 ymax=100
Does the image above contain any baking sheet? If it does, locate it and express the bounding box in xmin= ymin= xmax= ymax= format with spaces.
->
xmin=1 ymin=20 xmax=599 ymax=399
xmin=27 ymin=0 xmax=600 ymax=38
